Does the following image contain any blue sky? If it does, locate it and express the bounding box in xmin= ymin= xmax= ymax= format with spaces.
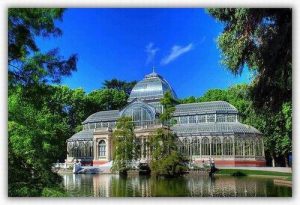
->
xmin=36 ymin=8 xmax=252 ymax=99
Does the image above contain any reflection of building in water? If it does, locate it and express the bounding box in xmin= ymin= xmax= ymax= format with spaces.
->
xmin=93 ymin=175 xmax=152 ymax=197
xmin=62 ymin=174 xmax=290 ymax=197
xmin=92 ymin=174 xmax=117 ymax=197
xmin=62 ymin=174 xmax=94 ymax=196
xmin=186 ymin=175 xmax=268 ymax=197
xmin=66 ymin=71 xmax=265 ymax=167
xmin=134 ymin=176 xmax=151 ymax=197
xmin=62 ymin=174 xmax=82 ymax=192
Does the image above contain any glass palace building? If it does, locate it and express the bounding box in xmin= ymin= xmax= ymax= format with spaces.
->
xmin=66 ymin=71 xmax=266 ymax=167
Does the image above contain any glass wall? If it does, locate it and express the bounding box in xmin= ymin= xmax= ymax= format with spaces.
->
xmin=67 ymin=141 xmax=93 ymax=158
xmin=201 ymin=137 xmax=210 ymax=156
xmin=223 ymin=137 xmax=233 ymax=156
xmin=122 ymin=103 xmax=155 ymax=127
xmin=179 ymin=135 xmax=263 ymax=159
xmin=174 ymin=114 xmax=238 ymax=124
xmin=211 ymin=137 xmax=222 ymax=156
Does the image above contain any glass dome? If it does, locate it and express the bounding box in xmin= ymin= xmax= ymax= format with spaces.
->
xmin=128 ymin=71 xmax=177 ymax=102
xmin=120 ymin=99 xmax=156 ymax=127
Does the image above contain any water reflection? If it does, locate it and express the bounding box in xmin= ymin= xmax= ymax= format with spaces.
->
xmin=62 ymin=174 xmax=292 ymax=197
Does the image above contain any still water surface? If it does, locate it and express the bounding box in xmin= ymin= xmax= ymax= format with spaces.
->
xmin=61 ymin=173 xmax=292 ymax=197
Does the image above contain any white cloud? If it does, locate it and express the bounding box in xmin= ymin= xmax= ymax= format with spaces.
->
xmin=145 ymin=43 xmax=159 ymax=65
xmin=161 ymin=43 xmax=194 ymax=65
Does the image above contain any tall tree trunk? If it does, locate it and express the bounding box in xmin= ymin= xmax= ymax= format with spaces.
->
xmin=271 ymin=154 xmax=276 ymax=167
xmin=284 ymin=154 xmax=289 ymax=167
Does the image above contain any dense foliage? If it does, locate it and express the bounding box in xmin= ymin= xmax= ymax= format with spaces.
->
xmin=8 ymin=8 xmax=78 ymax=197
xmin=159 ymin=91 xmax=178 ymax=126
xmin=8 ymin=9 xmax=130 ymax=196
xmin=103 ymin=79 xmax=137 ymax=96
xmin=206 ymin=8 xmax=292 ymax=167
xmin=112 ymin=117 xmax=140 ymax=174
xmin=149 ymin=129 xmax=188 ymax=176
xmin=8 ymin=8 xmax=78 ymax=86
xmin=207 ymin=8 xmax=292 ymax=113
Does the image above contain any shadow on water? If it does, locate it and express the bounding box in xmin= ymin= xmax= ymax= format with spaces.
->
xmin=61 ymin=173 xmax=292 ymax=197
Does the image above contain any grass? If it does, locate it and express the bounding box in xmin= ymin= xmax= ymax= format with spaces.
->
xmin=215 ymin=169 xmax=292 ymax=178
xmin=285 ymin=176 xmax=292 ymax=181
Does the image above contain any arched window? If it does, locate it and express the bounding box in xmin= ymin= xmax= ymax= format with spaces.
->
xmin=89 ymin=141 xmax=93 ymax=157
xmin=235 ymin=138 xmax=243 ymax=156
xmin=67 ymin=142 xmax=74 ymax=157
xmin=99 ymin=140 xmax=106 ymax=157
xmin=249 ymin=138 xmax=255 ymax=156
xmin=255 ymin=138 xmax=262 ymax=156
xmin=211 ymin=137 xmax=222 ymax=156
xmin=83 ymin=141 xmax=93 ymax=157
xmin=192 ymin=138 xmax=201 ymax=156
xmin=78 ymin=141 xmax=85 ymax=157
xmin=74 ymin=141 xmax=80 ymax=157
xmin=121 ymin=102 xmax=155 ymax=127
xmin=182 ymin=138 xmax=190 ymax=156
xmin=244 ymin=139 xmax=250 ymax=156
xmin=201 ymin=137 xmax=210 ymax=156
xmin=223 ymin=137 xmax=233 ymax=156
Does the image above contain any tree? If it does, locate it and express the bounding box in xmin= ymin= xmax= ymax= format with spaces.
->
xmin=86 ymin=89 xmax=127 ymax=113
xmin=103 ymin=79 xmax=137 ymax=96
xmin=111 ymin=117 xmax=139 ymax=174
xmin=8 ymin=8 xmax=77 ymax=87
xmin=8 ymin=87 xmax=69 ymax=196
xmin=149 ymin=92 xmax=187 ymax=176
xmin=159 ymin=91 xmax=178 ymax=126
xmin=207 ymin=8 xmax=291 ymax=113
xmin=8 ymin=8 xmax=78 ymax=196
xmin=149 ymin=129 xmax=187 ymax=176
xmin=179 ymin=96 xmax=196 ymax=104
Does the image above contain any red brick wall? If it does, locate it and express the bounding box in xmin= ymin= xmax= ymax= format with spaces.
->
xmin=195 ymin=159 xmax=266 ymax=167
xmin=93 ymin=160 xmax=109 ymax=166
xmin=215 ymin=160 xmax=266 ymax=167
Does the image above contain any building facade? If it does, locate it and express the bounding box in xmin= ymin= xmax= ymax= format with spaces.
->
xmin=66 ymin=71 xmax=266 ymax=167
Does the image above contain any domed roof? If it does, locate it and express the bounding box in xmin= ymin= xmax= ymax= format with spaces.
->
xmin=128 ymin=71 xmax=177 ymax=102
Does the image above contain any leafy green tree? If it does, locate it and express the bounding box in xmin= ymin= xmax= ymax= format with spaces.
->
xmin=159 ymin=91 xmax=178 ymax=126
xmin=179 ymin=96 xmax=196 ymax=104
xmin=198 ymin=89 xmax=228 ymax=103
xmin=207 ymin=8 xmax=291 ymax=113
xmin=149 ymin=129 xmax=187 ymax=176
xmin=48 ymin=86 xmax=87 ymax=131
xmin=149 ymin=92 xmax=187 ymax=176
xmin=86 ymin=89 xmax=127 ymax=112
xmin=8 ymin=87 xmax=69 ymax=196
xmin=112 ymin=117 xmax=139 ymax=174
xmin=103 ymin=79 xmax=137 ymax=96
xmin=8 ymin=8 xmax=77 ymax=86
xmin=8 ymin=8 xmax=78 ymax=196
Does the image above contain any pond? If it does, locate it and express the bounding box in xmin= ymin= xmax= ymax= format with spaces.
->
xmin=61 ymin=173 xmax=292 ymax=197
